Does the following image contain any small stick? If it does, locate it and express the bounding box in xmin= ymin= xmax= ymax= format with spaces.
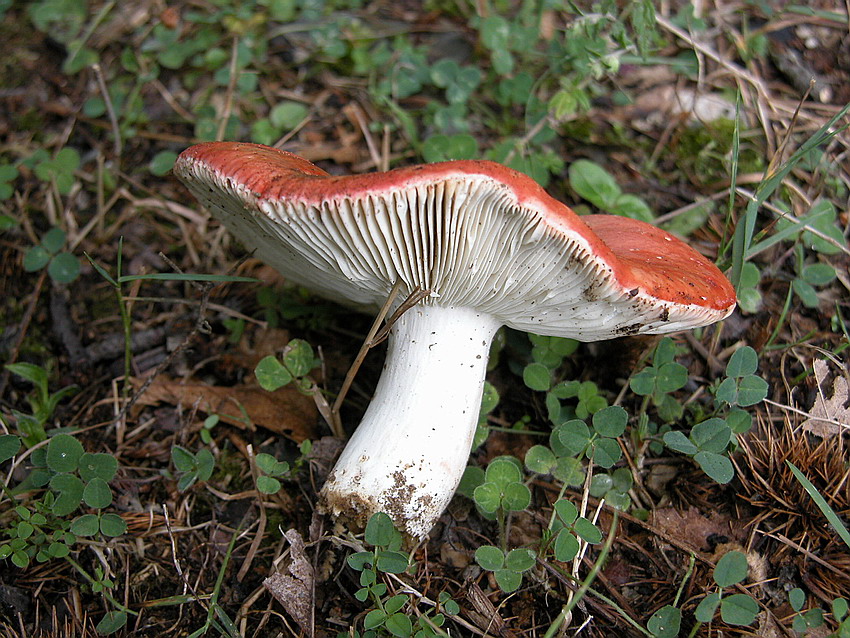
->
xmin=92 ymin=63 xmax=122 ymax=159
xmin=330 ymin=280 xmax=403 ymax=428
xmin=216 ymin=37 xmax=240 ymax=142
xmin=236 ymin=445 xmax=267 ymax=582
xmin=331 ymin=281 xmax=431 ymax=431
xmin=370 ymin=286 xmax=432 ymax=347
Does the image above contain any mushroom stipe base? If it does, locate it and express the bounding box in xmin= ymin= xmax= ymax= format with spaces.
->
xmin=320 ymin=305 xmax=500 ymax=538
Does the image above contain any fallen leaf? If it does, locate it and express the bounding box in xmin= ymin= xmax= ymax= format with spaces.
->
xmin=134 ymin=376 xmax=317 ymax=442
xmin=652 ymin=507 xmax=742 ymax=551
xmin=801 ymin=359 xmax=850 ymax=438
xmin=264 ymin=529 xmax=314 ymax=633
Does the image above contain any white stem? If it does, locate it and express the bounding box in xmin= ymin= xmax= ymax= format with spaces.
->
xmin=320 ymin=305 xmax=500 ymax=538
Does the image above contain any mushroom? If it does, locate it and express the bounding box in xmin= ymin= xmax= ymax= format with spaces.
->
xmin=174 ymin=142 xmax=736 ymax=538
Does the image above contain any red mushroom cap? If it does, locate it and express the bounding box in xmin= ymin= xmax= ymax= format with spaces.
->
xmin=174 ymin=142 xmax=735 ymax=339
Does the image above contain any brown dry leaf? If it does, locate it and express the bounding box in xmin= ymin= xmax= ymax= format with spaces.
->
xmin=801 ymin=359 xmax=850 ymax=438
xmin=651 ymin=507 xmax=741 ymax=552
xmin=464 ymin=582 xmax=517 ymax=637
xmin=134 ymin=376 xmax=317 ymax=442
xmin=264 ymin=529 xmax=314 ymax=634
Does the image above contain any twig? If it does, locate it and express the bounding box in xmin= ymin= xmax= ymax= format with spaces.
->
xmin=370 ymin=286 xmax=432 ymax=346
xmin=92 ymin=63 xmax=122 ymax=159
xmin=330 ymin=281 xmax=403 ymax=428
xmin=216 ymin=37 xmax=240 ymax=141
xmin=348 ymin=103 xmax=382 ymax=170
xmin=329 ymin=282 xmax=431 ymax=431
xmin=236 ymin=445 xmax=267 ymax=582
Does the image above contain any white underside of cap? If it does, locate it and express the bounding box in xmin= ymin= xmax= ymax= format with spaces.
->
xmin=181 ymin=168 xmax=727 ymax=341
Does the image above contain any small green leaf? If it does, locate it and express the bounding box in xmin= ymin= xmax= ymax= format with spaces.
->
xmin=832 ymin=598 xmax=848 ymax=622
xmin=254 ymin=356 xmax=292 ymax=391
xmin=591 ymin=437 xmax=621 ymax=468
xmin=83 ymin=477 xmax=113 ymax=509
xmin=473 ymin=482 xmax=502 ymax=514
xmin=49 ymin=473 xmax=84 ymax=516
xmin=171 ymin=446 xmax=195 ymax=472
xmin=735 ymin=375 xmax=769 ymax=407
xmin=726 ymin=409 xmax=752 ymax=434
xmin=720 ymin=593 xmax=759 ymax=626
xmin=569 ymin=159 xmax=620 ymax=210
xmin=23 ymin=245 xmax=51 ymax=272
xmin=255 ymin=453 xmax=289 ymax=476
xmin=504 ymin=548 xmax=535 ymax=572
xmin=788 ymin=588 xmax=805 ymax=612
xmin=551 ymin=420 xmax=591 ymax=457
xmin=70 ymin=513 xmax=100 ymax=537
xmin=257 ymin=475 xmax=281 ymax=494
xmin=553 ymin=456 xmax=585 ymax=486
xmin=525 ymin=445 xmax=556 ymax=474
xmin=554 ymin=529 xmax=580 ymax=561
xmin=376 ymin=550 xmax=409 ymax=574
xmin=647 ymin=605 xmax=681 ymax=638
xmin=493 ymin=568 xmax=522 ymax=592
xmin=78 ymin=453 xmax=119 ymax=482
xmin=46 ymin=434 xmax=84 ymax=473
xmin=149 ymin=151 xmax=178 ymax=176
xmin=0 ymin=435 xmax=21 ymax=464
xmin=384 ymin=612 xmax=412 ymax=637
xmin=96 ymin=610 xmax=127 ymax=634
xmin=554 ymin=499 xmax=578 ymax=525
xmin=714 ymin=550 xmax=749 ymax=587
xmin=590 ymin=474 xmax=614 ymax=498
xmin=690 ymin=419 xmax=732 ymax=454
xmin=41 ymin=227 xmax=66 ymax=253
xmin=194 ymin=448 xmax=215 ymax=482
xmin=364 ymin=608 xmax=387 ymax=630
xmin=655 ymin=362 xmax=688 ymax=393
xmin=726 ymin=347 xmax=758 ymax=378
xmin=695 ymin=451 xmax=734 ymax=484
xmin=457 ymin=466 xmax=485 ymax=498
xmin=99 ymin=513 xmax=127 ymax=537
xmin=384 ymin=594 xmax=408 ymax=615
xmin=801 ymin=263 xmax=836 ymax=286
xmin=523 ymin=362 xmax=551 ymax=391
xmin=574 ymin=517 xmax=603 ymax=544
xmin=475 ymin=545 xmax=504 ymax=571
xmin=694 ymin=592 xmax=721 ymax=622
xmin=480 ymin=381 xmax=499 ymax=415
xmin=629 ymin=368 xmax=656 ymax=396
xmin=592 ymin=406 xmax=627 ymax=438
xmin=269 ymin=101 xmax=308 ymax=130
xmin=365 ymin=512 xmax=396 ymax=548
xmin=282 ymin=338 xmax=315 ymax=377
xmin=346 ymin=551 xmax=372 ymax=571
xmin=663 ymin=431 xmax=698 ymax=456
xmin=484 ymin=457 xmax=522 ymax=487
xmin=611 ymin=193 xmax=654 ymax=222
xmin=502 ymin=482 xmax=531 ymax=512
